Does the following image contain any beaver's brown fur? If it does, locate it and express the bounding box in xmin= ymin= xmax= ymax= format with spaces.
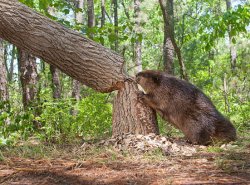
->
xmin=136 ymin=70 xmax=236 ymax=145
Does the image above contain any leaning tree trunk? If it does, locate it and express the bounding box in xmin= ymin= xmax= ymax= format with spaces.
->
xmin=0 ymin=0 xmax=158 ymax=136
xmin=0 ymin=38 xmax=8 ymax=101
xmin=18 ymin=49 xmax=38 ymax=109
xmin=0 ymin=0 xmax=124 ymax=93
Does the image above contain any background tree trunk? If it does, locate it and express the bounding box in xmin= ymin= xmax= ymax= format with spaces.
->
xmin=162 ymin=0 xmax=174 ymax=75
xmin=134 ymin=0 xmax=142 ymax=73
xmin=7 ymin=45 xmax=16 ymax=82
xmin=226 ymin=0 xmax=237 ymax=71
xmin=0 ymin=0 xmax=125 ymax=93
xmin=112 ymin=80 xmax=159 ymax=136
xmin=101 ymin=0 xmax=106 ymax=28
xmin=159 ymin=0 xmax=188 ymax=80
xmin=87 ymin=0 xmax=95 ymax=39
xmin=18 ymin=49 xmax=38 ymax=109
xmin=50 ymin=65 xmax=61 ymax=99
xmin=0 ymin=38 xmax=8 ymax=101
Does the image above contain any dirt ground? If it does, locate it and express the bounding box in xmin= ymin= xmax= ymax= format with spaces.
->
xmin=1 ymin=147 xmax=250 ymax=185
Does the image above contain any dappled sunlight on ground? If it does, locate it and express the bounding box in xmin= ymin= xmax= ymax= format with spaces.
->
xmin=1 ymin=150 xmax=249 ymax=185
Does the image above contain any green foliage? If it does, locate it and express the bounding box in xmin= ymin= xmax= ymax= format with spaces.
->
xmin=198 ymin=3 xmax=250 ymax=50
xmin=36 ymin=90 xmax=112 ymax=143
xmin=73 ymin=89 xmax=112 ymax=138
xmin=1 ymin=87 xmax=112 ymax=145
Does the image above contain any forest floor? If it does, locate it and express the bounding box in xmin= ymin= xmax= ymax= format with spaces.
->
xmin=0 ymin=135 xmax=250 ymax=185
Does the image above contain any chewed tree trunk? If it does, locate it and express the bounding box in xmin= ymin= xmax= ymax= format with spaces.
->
xmin=113 ymin=80 xmax=159 ymax=136
xmin=0 ymin=0 xmax=159 ymax=136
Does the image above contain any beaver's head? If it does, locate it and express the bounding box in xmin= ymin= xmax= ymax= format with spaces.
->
xmin=135 ymin=70 xmax=162 ymax=94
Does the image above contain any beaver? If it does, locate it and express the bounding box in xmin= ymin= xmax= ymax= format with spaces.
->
xmin=135 ymin=70 xmax=236 ymax=145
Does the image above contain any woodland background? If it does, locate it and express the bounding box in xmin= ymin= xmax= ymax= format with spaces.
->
xmin=0 ymin=0 xmax=249 ymax=146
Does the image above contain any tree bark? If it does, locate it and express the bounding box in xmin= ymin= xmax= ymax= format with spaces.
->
xmin=18 ymin=49 xmax=38 ymax=109
xmin=159 ymin=0 xmax=188 ymax=80
xmin=134 ymin=0 xmax=142 ymax=73
xmin=112 ymin=80 xmax=159 ymax=136
xmin=226 ymin=0 xmax=237 ymax=71
xmin=0 ymin=38 xmax=8 ymax=101
xmin=0 ymin=0 xmax=125 ymax=93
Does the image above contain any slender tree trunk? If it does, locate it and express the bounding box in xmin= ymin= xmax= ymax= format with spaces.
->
xmin=113 ymin=0 xmax=118 ymax=51
xmin=0 ymin=0 xmax=158 ymax=136
xmin=0 ymin=38 xmax=8 ymax=101
xmin=226 ymin=0 xmax=237 ymax=71
xmin=18 ymin=49 xmax=38 ymax=109
xmin=162 ymin=0 xmax=174 ymax=75
xmin=112 ymin=80 xmax=159 ymax=136
xmin=159 ymin=0 xmax=188 ymax=80
xmin=101 ymin=0 xmax=105 ymax=27
xmin=50 ymin=65 xmax=61 ymax=99
xmin=8 ymin=45 xmax=16 ymax=82
xmin=75 ymin=0 xmax=84 ymax=24
xmin=134 ymin=0 xmax=142 ymax=73
xmin=87 ymin=0 xmax=95 ymax=39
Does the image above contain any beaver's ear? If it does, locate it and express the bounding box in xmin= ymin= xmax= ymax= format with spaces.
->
xmin=151 ymin=75 xmax=161 ymax=85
